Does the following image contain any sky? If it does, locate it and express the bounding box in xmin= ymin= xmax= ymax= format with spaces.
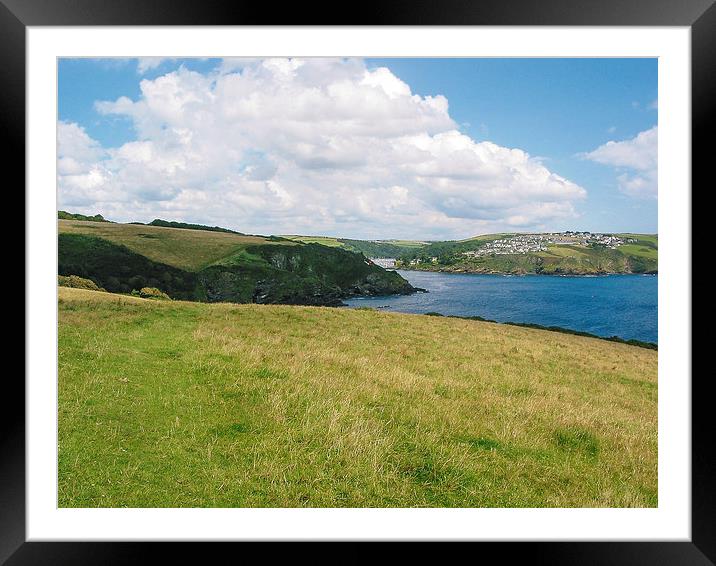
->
xmin=58 ymin=57 xmax=657 ymax=240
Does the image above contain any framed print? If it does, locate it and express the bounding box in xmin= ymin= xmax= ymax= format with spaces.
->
xmin=7 ymin=0 xmax=711 ymax=562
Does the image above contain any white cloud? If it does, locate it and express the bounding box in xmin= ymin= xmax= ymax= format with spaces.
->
xmin=59 ymin=58 xmax=588 ymax=239
xmin=585 ymin=126 xmax=657 ymax=171
xmin=583 ymin=126 xmax=657 ymax=198
xmin=136 ymin=57 xmax=170 ymax=74
xmin=58 ymin=121 xmax=104 ymax=165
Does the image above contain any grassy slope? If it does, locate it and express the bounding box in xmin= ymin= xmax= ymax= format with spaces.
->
xmin=282 ymin=235 xmax=345 ymax=247
xmin=58 ymin=287 xmax=657 ymax=508
xmin=59 ymin=219 xmax=289 ymax=271
xmin=615 ymin=234 xmax=659 ymax=261
xmin=283 ymin=235 xmax=428 ymax=257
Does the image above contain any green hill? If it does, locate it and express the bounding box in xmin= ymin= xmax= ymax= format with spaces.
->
xmin=283 ymin=235 xmax=428 ymax=258
xmin=58 ymin=219 xmax=416 ymax=306
xmin=397 ymin=232 xmax=658 ymax=275
xmin=58 ymin=287 xmax=657 ymax=508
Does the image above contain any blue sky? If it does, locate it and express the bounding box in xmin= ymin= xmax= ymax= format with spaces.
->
xmin=58 ymin=57 xmax=657 ymax=239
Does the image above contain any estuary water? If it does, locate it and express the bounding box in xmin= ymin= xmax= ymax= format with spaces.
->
xmin=345 ymin=270 xmax=657 ymax=343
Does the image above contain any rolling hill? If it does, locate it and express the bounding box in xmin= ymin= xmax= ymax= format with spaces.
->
xmin=58 ymin=219 xmax=417 ymax=306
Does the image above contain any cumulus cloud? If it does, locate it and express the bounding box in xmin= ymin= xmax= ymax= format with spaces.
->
xmin=583 ymin=126 xmax=657 ymax=198
xmin=59 ymin=58 xmax=588 ymax=239
xmin=57 ymin=121 xmax=111 ymax=206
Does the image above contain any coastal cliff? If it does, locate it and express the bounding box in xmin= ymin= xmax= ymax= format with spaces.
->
xmin=58 ymin=220 xmax=417 ymax=307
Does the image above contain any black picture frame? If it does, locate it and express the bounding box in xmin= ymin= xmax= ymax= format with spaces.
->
xmin=6 ymin=0 xmax=709 ymax=562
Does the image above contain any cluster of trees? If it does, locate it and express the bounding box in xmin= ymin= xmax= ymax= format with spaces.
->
xmin=397 ymin=251 xmax=460 ymax=266
xmin=339 ymin=239 xmax=422 ymax=258
xmin=397 ymin=238 xmax=499 ymax=266
xmin=144 ymin=219 xmax=244 ymax=234
xmin=58 ymin=211 xmax=109 ymax=223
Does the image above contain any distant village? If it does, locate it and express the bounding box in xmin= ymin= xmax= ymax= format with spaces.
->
xmin=381 ymin=232 xmax=637 ymax=267
xmin=460 ymin=232 xmax=634 ymax=259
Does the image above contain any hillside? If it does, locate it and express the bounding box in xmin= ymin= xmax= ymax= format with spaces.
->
xmin=397 ymin=232 xmax=658 ymax=275
xmin=283 ymin=235 xmax=428 ymax=258
xmin=58 ymin=287 xmax=657 ymax=508
xmin=58 ymin=219 xmax=416 ymax=306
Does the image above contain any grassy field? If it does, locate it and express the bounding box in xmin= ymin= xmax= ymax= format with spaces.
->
xmin=616 ymin=234 xmax=659 ymax=261
xmin=58 ymin=287 xmax=657 ymax=508
xmin=59 ymin=219 xmax=290 ymax=271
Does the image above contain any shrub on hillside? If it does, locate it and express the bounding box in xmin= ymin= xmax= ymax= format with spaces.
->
xmin=135 ymin=287 xmax=171 ymax=300
xmin=58 ymin=275 xmax=104 ymax=292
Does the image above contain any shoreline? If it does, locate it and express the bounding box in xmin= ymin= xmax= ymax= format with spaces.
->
xmin=394 ymin=267 xmax=658 ymax=277
xmin=423 ymin=311 xmax=657 ymax=350
xmin=346 ymin=270 xmax=657 ymax=347
xmin=342 ymin=302 xmax=657 ymax=350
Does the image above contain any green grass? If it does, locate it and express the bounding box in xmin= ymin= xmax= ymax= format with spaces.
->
xmin=59 ymin=219 xmax=293 ymax=271
xmin=58 ymin=287 xmax=657 ymax=508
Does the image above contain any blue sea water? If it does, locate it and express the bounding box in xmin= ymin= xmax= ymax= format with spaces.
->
xmin=345 ymin=270 xmax=657 ymax=343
